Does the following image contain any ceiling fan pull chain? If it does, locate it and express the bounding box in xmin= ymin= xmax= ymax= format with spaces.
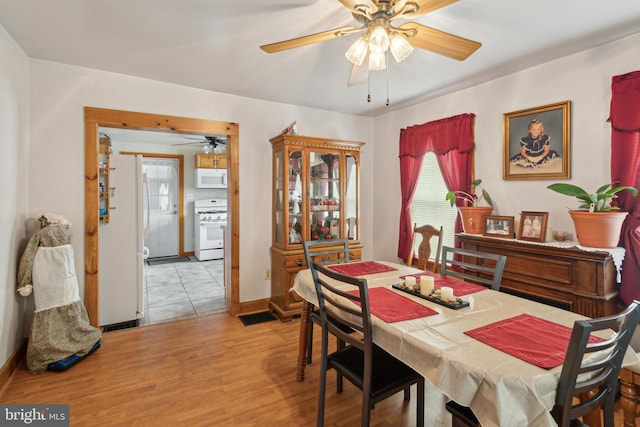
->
xmin=386 ymin=51 xmax=390 ymax=106
xmin=367 ymin=70 xmax=371 ymax=103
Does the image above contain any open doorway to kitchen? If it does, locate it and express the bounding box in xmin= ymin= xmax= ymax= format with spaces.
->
xmin=84 ymin=107 xmax=240 ymax=327
xmin=115 ymin=150 xmax=226 ymax=326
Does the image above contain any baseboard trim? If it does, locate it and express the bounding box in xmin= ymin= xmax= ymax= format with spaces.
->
xmin=237 ymin=298 xmax=270 ymax=316
xmin=0 ymin=339 xmax=27 ymax=397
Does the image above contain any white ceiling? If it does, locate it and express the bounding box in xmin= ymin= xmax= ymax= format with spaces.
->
xmin=100 ymin=128 xmax=224 ymax=146
xmin=2 ymin=0 xmax=640 ymax=118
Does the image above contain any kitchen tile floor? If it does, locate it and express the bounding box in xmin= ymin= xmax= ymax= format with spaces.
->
xmin=140 ymin=257 xmax=226 ymax=326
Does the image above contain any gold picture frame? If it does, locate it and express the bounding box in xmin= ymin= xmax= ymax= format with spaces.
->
xmin=518 ymin=211 xmax=549 ymax=242
xmin=503 ymin=101 xmax=571 ymax=180
xmin=483 ymin=215 xmax=515 ymax=238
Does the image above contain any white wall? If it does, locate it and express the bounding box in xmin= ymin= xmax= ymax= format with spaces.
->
xmin=372 ymin=32 xmax=640 ymax=262
xmin=0 ymin=26 xmax=30 ymax=370
xmin=27 ymin=59 xmax=375 ymax=304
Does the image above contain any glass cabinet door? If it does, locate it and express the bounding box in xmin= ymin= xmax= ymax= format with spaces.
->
xmin=288 ymin=150 xmax=303 ymax=245
xmin=308 ymin=151 xmax=340 ymax=241
xmin=345 ymin=153 xmax=358 ymax=241
xmin=273 ymin=150 xmax=284 ymax=245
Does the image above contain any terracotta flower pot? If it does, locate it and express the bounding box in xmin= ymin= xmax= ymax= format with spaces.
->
xmin=569 ymin=210 xmax=628 ymax=248
xmin=458 ymin=206 xmax=494 ymax=234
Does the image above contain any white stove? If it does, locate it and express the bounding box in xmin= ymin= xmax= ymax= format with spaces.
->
xmin=194 ymin=199 xmax=227 ymax=261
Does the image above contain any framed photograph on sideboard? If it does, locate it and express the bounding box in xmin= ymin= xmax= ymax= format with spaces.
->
xmin=518 ymin=211 xmax=549 ymax=242
xmin=483 ymin=215 xmax=514 ymax=239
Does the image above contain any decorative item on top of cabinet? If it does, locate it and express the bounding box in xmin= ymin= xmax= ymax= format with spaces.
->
xmin=196 ymin=153 xmax=227 ymax=169
xmin=270 ymin=133 xmax=365 ymax=320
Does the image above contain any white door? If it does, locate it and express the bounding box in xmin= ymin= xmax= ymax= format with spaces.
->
xmin=144 ymin=158 xmax=179 ymax=258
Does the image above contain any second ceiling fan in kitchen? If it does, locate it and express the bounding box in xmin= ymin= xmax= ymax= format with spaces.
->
xmin=172 ymin=136 xmax=227 ymax=154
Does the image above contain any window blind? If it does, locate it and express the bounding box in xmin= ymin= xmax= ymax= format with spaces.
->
xmin=409 ymin=152 xmax=457 ymax=258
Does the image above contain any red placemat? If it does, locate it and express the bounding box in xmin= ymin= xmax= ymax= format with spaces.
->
xmin=464 ymin=313 xmax=602 ymax=369
xmin=348 ymin=287 xmax=438 ymax=323
xmin=328 ymin=261 xmax=397 ymax=276
xmin=400 ymin=272 xmax=487 ymax=296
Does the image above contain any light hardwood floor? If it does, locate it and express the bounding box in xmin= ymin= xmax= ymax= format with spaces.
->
xmin=1 ymin=313 xmax=635 ymax=426
xmin=1 ymin=314 xmax=422 ymax=426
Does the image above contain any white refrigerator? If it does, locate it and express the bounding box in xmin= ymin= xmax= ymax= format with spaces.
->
xmin=99 ymin=154 xmax=146 ymax=326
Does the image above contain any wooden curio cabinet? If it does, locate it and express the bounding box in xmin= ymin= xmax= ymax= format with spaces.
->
xmin=270 ymin=134 xmax=364 ymax=320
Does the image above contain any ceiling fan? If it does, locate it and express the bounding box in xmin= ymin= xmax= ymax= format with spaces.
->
xmin=260 ymin=0 xmax=481 ymax=86
xmin=172 ymin=136 xmax=227 ymax=154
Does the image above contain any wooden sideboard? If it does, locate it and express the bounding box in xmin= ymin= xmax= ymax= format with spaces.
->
xmin=456 ymin=233 xmax=621 ymax=318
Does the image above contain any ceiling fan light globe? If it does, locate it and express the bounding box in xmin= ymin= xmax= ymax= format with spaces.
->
xmin=390 ymin=33 xmax=413 ymax=62
xmin=368 ymin=26 xmax=390 ymax=54
xmin=368 ymin=51 xmax=387 ymax=71
xmin=345 ymin=37 xmax=368 ymax=66
xmin=202 ymin=144 xmax=213 ymax=154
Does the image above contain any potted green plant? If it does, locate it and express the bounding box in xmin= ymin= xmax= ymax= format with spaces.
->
xmin=547 ymin=182 xmax=638 ymax=247
xmin=446 ymin=179 xmax=494 ymax=234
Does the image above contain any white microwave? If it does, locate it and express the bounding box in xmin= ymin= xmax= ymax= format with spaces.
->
xmin=195 ymin=168 xmax=227 ymax=188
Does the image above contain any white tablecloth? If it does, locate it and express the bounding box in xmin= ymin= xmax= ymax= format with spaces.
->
xmin=293 ymin=261 xmax=639 ymax=427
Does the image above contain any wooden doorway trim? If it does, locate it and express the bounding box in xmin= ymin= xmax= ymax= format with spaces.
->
xmin=85 ymin=107 xmax=240 ymax=326
xmin=120 ymin=152 xmax=185 ymax=257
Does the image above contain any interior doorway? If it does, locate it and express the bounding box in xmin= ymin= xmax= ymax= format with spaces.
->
xmin=84 ymin=107 xmax=240 ymax=326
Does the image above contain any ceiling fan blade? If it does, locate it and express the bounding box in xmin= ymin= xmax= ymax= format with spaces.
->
xmin=171 ymin=141 xmax=201 ymax=146
xmin=347 ymin=62 xmax=368 ymax=87
xmin=393 ymin=0 xmax=459 ymax=19
xmin=399 ymin=22 xmax=481 ymax=61
xmin=260 ymin=26 xmax=359 ymax=53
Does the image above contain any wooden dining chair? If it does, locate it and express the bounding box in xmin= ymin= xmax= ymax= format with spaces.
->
xmin=407 ymin=223 xmax=443 ymax=273
xmin=439 ymin=246 xmax=506 ymax=291
xmin=310 ymin=262 xmax=425 ymax=427
xmin=446 ymin=300 xmax=640 ymax=427
xmin=302 ymin=239 xmax=350 ymax=364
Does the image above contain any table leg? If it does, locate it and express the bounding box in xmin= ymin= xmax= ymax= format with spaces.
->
xmin=579 ymin=390 xmax=602 ymax=427
xmin=296 ymin=300 xmax=311 ymax=382
xmin=620 ymin=368 xmax=638 ymax=427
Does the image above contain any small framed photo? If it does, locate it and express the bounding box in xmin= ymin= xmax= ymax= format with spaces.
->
xmin=503 ymin=101 xmax=571 ymax=180
xmin=483 ymin=215 xmax=515 ymax=238
xmin=518 ymin=211 xmax=549 ymax=242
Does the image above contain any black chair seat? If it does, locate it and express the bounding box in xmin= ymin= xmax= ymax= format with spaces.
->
xmin=445 ymin=400 xmax=589 ymax=427
xmin=445 ymin=401 xmax=479 ymax=427
xmin=329 ymin=344 xmax=420 ymax=400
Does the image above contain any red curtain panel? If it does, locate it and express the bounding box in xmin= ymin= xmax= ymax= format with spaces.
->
xmin=609 ymin=70 xmax=640 ymax=304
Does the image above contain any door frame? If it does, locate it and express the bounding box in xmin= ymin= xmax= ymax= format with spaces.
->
xmin=85 ymin=107 xmax=240 ymax=326
xmin=120 ymin=152 xmax=185 ymax=258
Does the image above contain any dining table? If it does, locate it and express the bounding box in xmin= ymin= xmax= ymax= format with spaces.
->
xmin=292 ymin=260 xmax=640 ymax=427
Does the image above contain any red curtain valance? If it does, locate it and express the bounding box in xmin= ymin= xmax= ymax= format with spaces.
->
xmin=399 ymin=113 xmax=476 ymax=158
xmin=609 ymin=70 xmax=640 ymax=132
